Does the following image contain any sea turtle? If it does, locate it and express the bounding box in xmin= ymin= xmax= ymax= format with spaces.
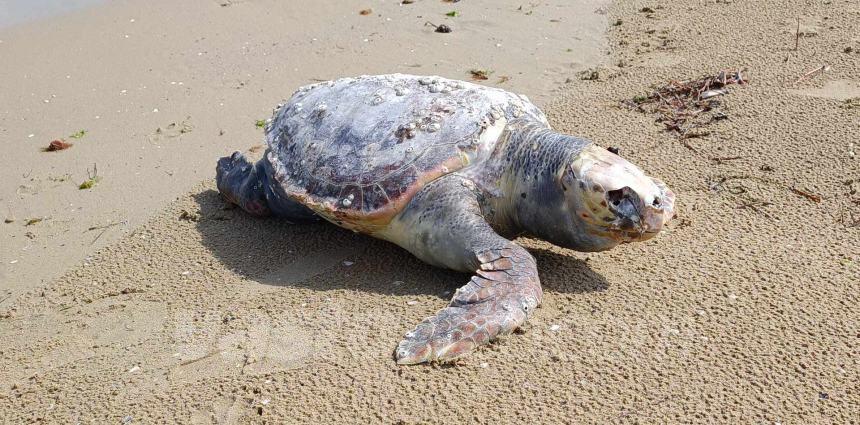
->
xmin=216 ymin=74 xmax=675 ymax=364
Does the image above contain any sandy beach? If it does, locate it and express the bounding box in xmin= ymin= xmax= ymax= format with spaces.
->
xmin=0 ymin=0 xmax=607 ymax=306
xmin=1 ymin=0 xmax=858 ymax=423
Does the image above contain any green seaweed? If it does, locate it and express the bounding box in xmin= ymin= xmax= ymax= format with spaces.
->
xmin=69 ymin=129 xmax=87 ymax=139
xmin=79 ymin=176 xmax=101 ymax=190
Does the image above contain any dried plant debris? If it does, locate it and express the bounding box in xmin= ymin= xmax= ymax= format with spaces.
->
xmin=840 ymin=179 xmax=860 ymax=227
xmin=48 ymin=174 xmax=72 ymax=182
xmin=578 ymin=68 xmax=600 ymax=81
xmin=161 ymin=119 xmax=193 ymax=135
xmin=44 ymin=139 xmax=73 ymax=151
xmin=87 ymin=220 xmax=126 ymax=244
xmin=150 ymin=118 xmax=193 ymax=143
xmin=624 ymin=69 xmax=746 ymax=137
xmin=425 ymin=22 xmax=452 ymax=33
xmin=359 ymin=9 xmax=372 ymax=16
xmin=736 ymin=199 xmax=773 ymax=213
xmin=179 ymin=209 xmax=200 ymax=222
xmin=790 ymin=187 xmax=822 ymax=203
xmin=709 ymin=155 xmax=742 ymax=164
xmin=793 ymin=64 xmax=830 ymax=85
xmin=469 ymin=69 xmax=493 ymax=81
xmin=839 ymin=98 xmax=860 ymax=109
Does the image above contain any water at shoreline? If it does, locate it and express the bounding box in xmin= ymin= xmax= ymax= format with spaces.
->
xmin=0 ymin=0 xmax=107 ymax=29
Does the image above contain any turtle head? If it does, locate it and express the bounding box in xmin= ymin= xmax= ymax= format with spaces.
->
xmin=556 ymin=144 xmax=675 ymax=251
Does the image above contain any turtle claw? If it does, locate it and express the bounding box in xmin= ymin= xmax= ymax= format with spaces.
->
xmin=436 ymin=339 xmax=478 ymax=361
xmin=395 ymin=336 xmax=477 ymax=365
xmin=395 ymin=340 xmax=432 ymax=365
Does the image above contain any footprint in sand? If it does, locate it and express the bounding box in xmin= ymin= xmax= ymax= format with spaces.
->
xmin=169 ymin=310 xmax=315 ymax=383
xmin=0 ymin=299 xmax=166 ymax=383
xmin=189 ymin=394 xmax=254 ymax=425
xmin=789 ymin=79 xmax=860 ymax=101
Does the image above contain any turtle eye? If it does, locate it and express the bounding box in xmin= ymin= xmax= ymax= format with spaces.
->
xmin=652 ymin=197 xmax=661 ymax=207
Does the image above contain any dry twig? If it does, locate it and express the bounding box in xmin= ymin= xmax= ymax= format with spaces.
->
xmin=86 ymin=220 xmax=127 ymax=244
xmin=624 ymin=69 xmax=746 ymax=137
xmin=790 ymin=187 xmax=822 ymax=203
xmin=793 ymin=64 xmax=830 ymax=85
xmin=709 ymin=156 xmax=743 ymax=164
xmin=794 ymin=18 xmax=800 ymax=51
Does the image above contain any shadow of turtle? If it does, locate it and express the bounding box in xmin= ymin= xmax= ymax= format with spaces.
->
xmin=193 ymin=189 xmax=608 ymax=300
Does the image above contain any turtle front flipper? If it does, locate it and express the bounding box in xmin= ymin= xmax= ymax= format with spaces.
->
xmin=384 ymin=175 xmax=543 ymax=364
xmin=396 ymin=243 xmax=541 ymax=364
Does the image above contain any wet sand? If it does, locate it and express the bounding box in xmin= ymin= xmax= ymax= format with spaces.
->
xmin=0 ymin=0 xmax=608 ymax=306
xmin=0 ymin=0 xmax=107 ymax=28
xmin=1 ymin=0 xmax=859 ymax=423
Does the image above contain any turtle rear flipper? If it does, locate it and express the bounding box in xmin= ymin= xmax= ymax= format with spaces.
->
xmin=386 ymin=175 xmax=542 ymax=364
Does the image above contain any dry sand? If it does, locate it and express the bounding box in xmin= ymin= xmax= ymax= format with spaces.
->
xmin=1 ymin=0 xmax=859 ymax=423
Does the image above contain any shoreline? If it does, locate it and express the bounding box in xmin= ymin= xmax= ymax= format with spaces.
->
xmin=0 ymin=0 xmax=108 ymax=29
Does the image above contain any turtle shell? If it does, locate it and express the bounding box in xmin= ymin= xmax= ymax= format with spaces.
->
xmin=265 ymin=74 xmax=547 ymax=233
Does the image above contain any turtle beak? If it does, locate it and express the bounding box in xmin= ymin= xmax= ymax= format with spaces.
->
xmin=607 ymin=179 xmax=675 ymax=241
xmin=606 ymin=186 xmax=659 ymax=240
xmin=607 ymin=186 xmax=645 ymax=234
